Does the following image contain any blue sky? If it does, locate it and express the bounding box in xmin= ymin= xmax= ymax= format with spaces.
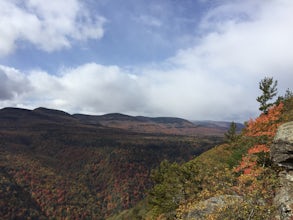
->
xmin=0 ymin=0 xmax=293 ymax=122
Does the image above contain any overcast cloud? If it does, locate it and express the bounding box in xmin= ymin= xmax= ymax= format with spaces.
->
xmin=0 ymin=0 xmax=292 ymax=122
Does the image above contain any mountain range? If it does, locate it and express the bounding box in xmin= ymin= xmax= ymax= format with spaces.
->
xmin=0 ymin=106 xmax=243 ymax=137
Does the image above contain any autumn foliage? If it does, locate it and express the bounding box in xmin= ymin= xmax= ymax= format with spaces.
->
xmin=248 ymin=144 xmax=270 ymax=154
xmin=245 ymin=102 xmax=283 ymax=138
xmin=235 ymin=103 xmax=283 ymax=175
xmin=221 ymin=103 xmax=283 ymax=219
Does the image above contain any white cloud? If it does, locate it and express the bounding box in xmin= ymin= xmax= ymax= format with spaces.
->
xmin=155 ymin=0 xmax=293 ymax=119
xmin=0 ymin=65 xmax=31 ymax=100
xmin=0 ymin=0 xmax=105 ymax=56
xmin=57 ymin=63 xmax=147 ymax=114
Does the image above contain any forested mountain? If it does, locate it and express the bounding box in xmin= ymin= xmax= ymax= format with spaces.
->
xmin=0 ymin=107 xmax=223 ymax=219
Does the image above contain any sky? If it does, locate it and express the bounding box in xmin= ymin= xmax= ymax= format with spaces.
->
xmin=0 ymin=0 xmax=292 ymax=122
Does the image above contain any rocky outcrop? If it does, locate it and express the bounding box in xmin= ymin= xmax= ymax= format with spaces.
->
xmin=271 ymin=121 xmax=293 ymax=220
xmin=183 ymin=195 xmax=243 ymax=220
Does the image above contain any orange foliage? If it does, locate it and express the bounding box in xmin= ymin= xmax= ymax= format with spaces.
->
xmin=245 ymin=103 xmax=283 ymax=138
xmin=233 ymin=103 xmax=284 ymax=200
xmin=236 ymin=103 xmax=283 ymax=177
xmin=234 ymin=144 xmax=270 ymax=176
xmin=248 ymin=144 xmax=269 ymax=154
xmin=234 ymin=155 xmax=257 ymax=175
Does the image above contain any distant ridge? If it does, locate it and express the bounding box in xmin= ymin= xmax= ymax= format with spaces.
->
xmin=34 ymin=107 xmax=72 ymax=117
xmin=74 ymin=113 xmax=194 ymax=125
xmin=0 ymin=107 xmax=243 ymax=136
xmin=192 ymin=120 xmax=244 ymax=132
xmin=74 ymin=111 xmax=243 ymax=136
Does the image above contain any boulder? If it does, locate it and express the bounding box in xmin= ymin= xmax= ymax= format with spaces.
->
xmin=271 ymin=121 xmax=293 ymax=169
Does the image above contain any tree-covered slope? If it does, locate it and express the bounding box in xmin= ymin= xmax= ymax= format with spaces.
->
xmin=109 ymin=88 xmax=293 ymax=220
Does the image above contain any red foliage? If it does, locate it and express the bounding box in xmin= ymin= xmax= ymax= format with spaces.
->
xmin=234 ymin=155 xmax=257 ymax=175
xmin=231 ymin=101 xmax=286 ymax=206
xmin=235 ymin=103 xmax=284 ymax=178
xmin=248 ymin=144 xmax=270 ymax=154
xmin=245 ymin=103 xmax=283 ymax=138
xmin=235 ymin=103 xmax=284 ymax=174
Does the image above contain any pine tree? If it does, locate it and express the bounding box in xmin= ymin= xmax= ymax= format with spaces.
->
xmin=256 ymin=77 xmax=278 ymax=114
xmin=224 ymin=121 xmax=237 ymax=143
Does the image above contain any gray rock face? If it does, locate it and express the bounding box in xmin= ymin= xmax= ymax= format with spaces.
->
xmin=271 ymin=121 xmax=293 ymax=220
xmin=271 ymin=121 xmax=293 ymax=169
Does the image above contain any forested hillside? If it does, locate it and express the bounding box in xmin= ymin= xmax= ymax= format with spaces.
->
xmin=109 ymin=81 xmax=293 ymax=220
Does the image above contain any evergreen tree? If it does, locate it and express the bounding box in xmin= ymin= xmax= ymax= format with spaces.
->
xmin=224 ymin=121 xmax=237 ymax=143
xmin=256 ymin=77 xmax=278 ymax=114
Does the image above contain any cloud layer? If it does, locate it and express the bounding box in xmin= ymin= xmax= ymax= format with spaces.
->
xmin=0 ymin=0 xmax=105 ymax=56
xmin=0 ymin=0 xmax=292 ymax=122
